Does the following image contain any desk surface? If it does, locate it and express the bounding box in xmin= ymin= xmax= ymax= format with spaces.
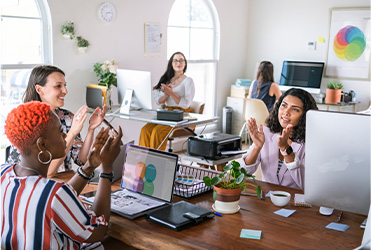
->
xmin=54 ymin=171 xmax=366 ymax=250
xmin=106 ymin=109 xmax=219 ymax=128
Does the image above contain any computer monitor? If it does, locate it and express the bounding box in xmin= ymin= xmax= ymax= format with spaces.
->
xmin=279 ymin=61 xmax=324 ymax=94
xmin=116 ymin=69 xmax=152 ymax=110
xmin=305 ymin=110 xmax=371 ymax=215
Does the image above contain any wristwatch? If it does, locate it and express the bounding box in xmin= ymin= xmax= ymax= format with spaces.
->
xmin=99 ymin=172 xmax=114 ymax=182
xmin=280 ymin=146 xmax=293 ymax=156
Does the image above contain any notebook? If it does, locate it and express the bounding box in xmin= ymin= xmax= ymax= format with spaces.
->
xmin=83 ymin=144 xmax=179 ymax=219
xmin=145 ymin=200 xmax=215 ymax=231
xmin=88 ymin=140 xmax=134 ymax=184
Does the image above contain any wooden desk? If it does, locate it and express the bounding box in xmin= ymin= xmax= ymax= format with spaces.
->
xmin=54 ymin=171 xmax=366 ymax=250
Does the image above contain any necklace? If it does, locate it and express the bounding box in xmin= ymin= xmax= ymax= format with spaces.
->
xmin=16 ymin=164 xmax=42 ymax=176
xmin=170 ymin=74 xmax=184 ymax=85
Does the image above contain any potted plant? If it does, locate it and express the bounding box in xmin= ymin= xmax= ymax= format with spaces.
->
xmin=93 ymin=60 xmax=119 ymax=110
xmin=61 ymin=21 xmax=75 ymax=40
xmin=325 ymin=80 xmax=343 ymax=104
xmin=76 ymin=36 xmax=90 ymax=53
xmin=204 ymin=160 xmax=261 ymax=214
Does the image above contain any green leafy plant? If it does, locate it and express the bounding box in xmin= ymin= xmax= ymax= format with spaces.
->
xmin=77 ymin=36 xmax=90 ymax=48
xmin=327 ymin=80 xmax=343 ymax=89
xmin=93 ymin=60 xmax=119 ymax=88
xmin=203 ymin=160 xmax=261 ymax=200
xmin=61 ymin=21 xmax=75 ymax=40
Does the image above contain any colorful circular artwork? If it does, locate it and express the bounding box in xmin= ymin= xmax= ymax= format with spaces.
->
xmin=333 ymin=25 xmax=366 ymax=61
xmin=144 ymin=164 xmax=157 ymax=183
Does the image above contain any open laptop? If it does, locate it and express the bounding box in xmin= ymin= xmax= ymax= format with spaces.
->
xmin=89 ymin=140 xmax=134 ymax=184
xmin=83 ymin=144 xmax=179 ymax=219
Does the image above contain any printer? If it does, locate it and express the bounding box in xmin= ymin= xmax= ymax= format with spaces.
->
xmin=187 ymin=132 xmax=241 ymax=159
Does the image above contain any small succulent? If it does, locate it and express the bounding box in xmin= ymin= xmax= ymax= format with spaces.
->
xmin=327 ymin=80 xmax=343 ymax=89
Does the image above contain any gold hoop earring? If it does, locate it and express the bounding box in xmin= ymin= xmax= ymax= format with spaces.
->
xmin=38 ymin=150 xmax=52 ymax=165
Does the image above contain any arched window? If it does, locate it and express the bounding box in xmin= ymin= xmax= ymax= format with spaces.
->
xmin=0 ymin=0 xmax=52 ymax=157
xmin=168 ymin=0 xmax=220 ymax=116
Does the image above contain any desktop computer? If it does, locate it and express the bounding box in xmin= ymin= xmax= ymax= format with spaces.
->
xmin=305 ymin=110 xmax=370 ymax=215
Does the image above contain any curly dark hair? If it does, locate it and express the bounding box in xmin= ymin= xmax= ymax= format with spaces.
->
xmin=266 ymin=88 xmax=318 ymax=143
xmin=153 ymin=52 xmax=187 ymax=90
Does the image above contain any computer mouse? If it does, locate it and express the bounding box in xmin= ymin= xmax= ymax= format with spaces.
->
xmin=319 ymin=206 xmax=334 ymax=215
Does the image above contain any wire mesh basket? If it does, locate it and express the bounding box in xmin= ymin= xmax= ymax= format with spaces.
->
xmin=174 ymin=164 xmax=219 ymax=198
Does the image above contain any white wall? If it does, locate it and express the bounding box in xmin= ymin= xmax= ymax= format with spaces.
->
xmin=47 ymin=0 xmax=370 ymax=142
xmin=245 ymin=0 xmax=371 ymax=111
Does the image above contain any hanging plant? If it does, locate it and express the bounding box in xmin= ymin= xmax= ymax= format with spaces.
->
xmin=61 ymin=21 xmax=75 ymax=40
xmin=77 ymin=36 xmax=90 ymax=53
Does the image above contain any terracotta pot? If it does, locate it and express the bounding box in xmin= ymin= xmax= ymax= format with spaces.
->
xmin=325 ymin=89 xmax=342 ymax=104
xmin=213 ymin=184 xmax=242 ymax=214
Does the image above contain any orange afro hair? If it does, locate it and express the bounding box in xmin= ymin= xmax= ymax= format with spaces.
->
xmin=5 ymin=101 xmax=52 ymax=154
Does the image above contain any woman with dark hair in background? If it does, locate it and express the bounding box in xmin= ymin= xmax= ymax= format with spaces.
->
xmin=139 ymin=52 xmax=195 ymax=150
xmin=6 ymin=65 xmax=107 ymax=177
xmin=249 ymin=61 xmax=282 ymax=112
xmin=241 ymin=88 xmax=318 ymax=189
xmin=1 ymin=101 xmax=122 ymax=249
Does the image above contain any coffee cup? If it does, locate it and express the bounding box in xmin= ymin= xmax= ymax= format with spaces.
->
xmin=270 ymin=191 xmax=291 ymax=207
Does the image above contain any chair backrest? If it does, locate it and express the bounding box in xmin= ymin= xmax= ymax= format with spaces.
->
xmin=244 ymin=98 xmax=269 ymax=126
xmin=190 ymin=101 xmax=205 ymax=114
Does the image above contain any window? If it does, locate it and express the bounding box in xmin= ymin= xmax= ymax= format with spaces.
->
xmin=0 ymin=0 xmax=52 ymax=160
xmin=168 ymin=0 xmax=219 ymax=116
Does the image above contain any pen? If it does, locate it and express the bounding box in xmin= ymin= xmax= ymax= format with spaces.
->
xmin=214 ymin=212 xmax=223 ymax=217
xmin=337 ymin=211 xmax=343 ymax=222
xmin=260 ymin=190 xmax=263 ymax=200
xmin=241 ymin=193 xmax=257 ymax=197
xmin=103 ymin=119 xmax=118 ymax=134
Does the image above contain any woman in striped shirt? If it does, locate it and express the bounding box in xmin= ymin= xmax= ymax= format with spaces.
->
xmin=1 ymin=101 xmax=122 ymax=249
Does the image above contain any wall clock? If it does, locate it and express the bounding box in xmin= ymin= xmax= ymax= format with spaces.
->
xmin=98 ymin=2 xmax=116 ymax=23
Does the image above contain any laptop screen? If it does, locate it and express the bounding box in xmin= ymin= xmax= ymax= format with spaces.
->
xmin=121 ymin=144 xmax=178 ymax=203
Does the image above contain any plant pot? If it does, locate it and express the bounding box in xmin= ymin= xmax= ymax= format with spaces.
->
xmin=62 ymin=33 xmax=73 ymax=40
xmin=77 ymin=47 xmax=88 ymax=54
xmin=325 ymin=89 xmax=342 ymax=104
xmin=212 ymin=185 xmax=241 ymax=214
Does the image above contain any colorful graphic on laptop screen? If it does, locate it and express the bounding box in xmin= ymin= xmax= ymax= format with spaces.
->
xmin=122 ymin=144 xmax=178 ymax=202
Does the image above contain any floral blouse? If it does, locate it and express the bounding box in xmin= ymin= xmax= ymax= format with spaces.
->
xmin=6 ymin=108 xmax=84 ymax=171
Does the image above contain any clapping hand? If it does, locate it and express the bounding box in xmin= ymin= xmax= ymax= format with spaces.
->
xmin=160 ymin=83 xmax=173 ymax=96
xmin=247 ymin=117 xmax=265 ymax=149
xmin=89 ymin=104 xmax=107 ymax=130
xmin=70 ymin=105 xmax=88 ymax=137
xmin=86 ymin=127 xmax=110 ymax=169
xmin=277 ymin=124 xmax=293 ymax=150
xmin=100 ymin=126 xmax=123 ymax=173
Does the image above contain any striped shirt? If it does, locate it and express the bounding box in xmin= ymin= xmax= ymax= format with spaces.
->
xmin=1 ymin=164 xmax=106 ymax=249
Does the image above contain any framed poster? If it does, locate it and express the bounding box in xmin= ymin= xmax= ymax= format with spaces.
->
xmin=144 ymin=23 xmax=161 ymax=53
xmin=325 ymin=8 xmax=371 ymax=80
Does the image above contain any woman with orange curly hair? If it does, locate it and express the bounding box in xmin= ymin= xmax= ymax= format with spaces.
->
xmin=1 ymin=101 xmax=123 ymax=249
xmin=6 ymin=65 xmax=107 ymax=177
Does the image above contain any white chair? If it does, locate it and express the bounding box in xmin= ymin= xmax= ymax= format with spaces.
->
xmin=239 ymin=98 xmax=269 ymax=144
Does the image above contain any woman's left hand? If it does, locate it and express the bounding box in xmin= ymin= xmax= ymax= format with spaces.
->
xmin=88 ymin=105 xmax=107 ymax=130
xmin=277 ymin=124 xmax=293 ymax=150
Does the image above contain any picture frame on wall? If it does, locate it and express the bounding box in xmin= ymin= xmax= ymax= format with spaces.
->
xmin=144 ymin=23 xmax=161 ymax=53
xmin=325 ymin=8 xmax=371 ymax=80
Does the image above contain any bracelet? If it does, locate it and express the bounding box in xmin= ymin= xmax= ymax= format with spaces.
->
xmin=99 ymin=172 xmax=114 ymax=183
xmin=77 ymin=166 xmax=95 ymax=180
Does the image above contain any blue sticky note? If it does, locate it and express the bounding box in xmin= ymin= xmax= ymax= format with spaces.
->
xmin=265 ymin=191 xmax=272 ymax=198
xmin=240 ymin=229 xmax=262 ymax=240
xmin=326 ymin=222 xmax=350 ymax=232
xmin=274 ymin=208 xmax=296 ymax=217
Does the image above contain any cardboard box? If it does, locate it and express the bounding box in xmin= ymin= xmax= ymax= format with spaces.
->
xmin=230 ymin=85 xmax=249 ymax=98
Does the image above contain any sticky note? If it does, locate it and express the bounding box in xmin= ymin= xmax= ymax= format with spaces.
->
xmin=265 ymin=191 xmax=272 ymax=198
xmin=240 ymin=229 xmax=262 ymax=240
xmin=274 ymin=209 xmax=296 ymax=217
xmin=326 ymin=222 xmax=350 ymax=232
xmin=318 ymin=37 xmax=325 ymax=43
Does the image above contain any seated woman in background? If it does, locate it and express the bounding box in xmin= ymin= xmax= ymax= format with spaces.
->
xmin=6 ymin=65 xmax=107 ymax=177
xmin=139 ymin=51 xmax=195 ymax=150
xmin=1 ymin=101 xmax=123 ymax=249
xmin=249 ymin=61 xmax=282 ymax=112
xmin=241 ymin=88 xmax=318 ymax=190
